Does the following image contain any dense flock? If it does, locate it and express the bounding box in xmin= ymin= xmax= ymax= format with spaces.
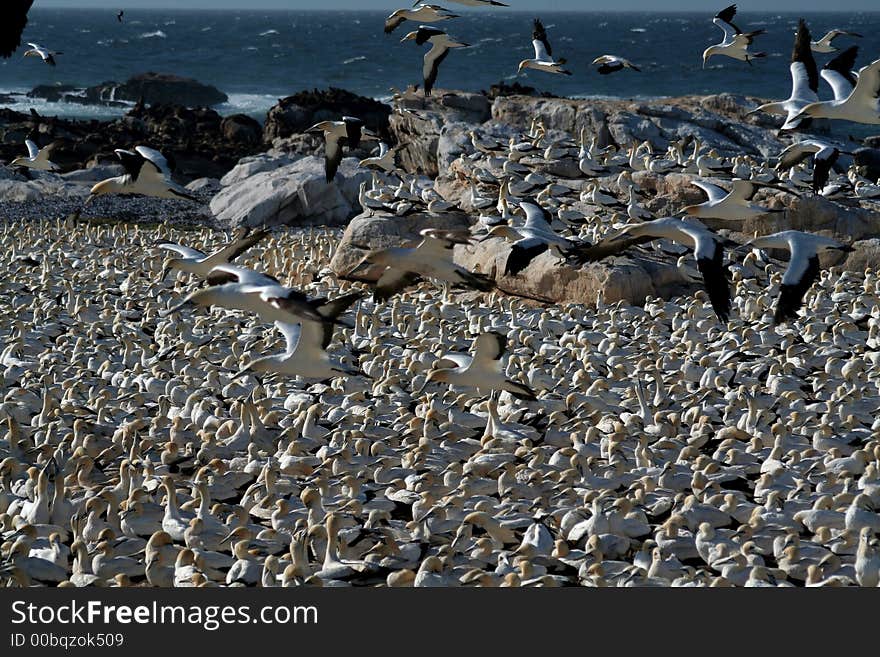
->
xmin=1 ymin=217 xmax=879 ymax=587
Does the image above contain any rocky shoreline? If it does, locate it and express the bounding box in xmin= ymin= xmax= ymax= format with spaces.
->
xmin=2 ymin=80 xmax=880 ymax=306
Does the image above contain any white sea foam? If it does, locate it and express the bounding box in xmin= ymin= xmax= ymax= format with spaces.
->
xmin=139 ymin=30 xmax=167 ymax=39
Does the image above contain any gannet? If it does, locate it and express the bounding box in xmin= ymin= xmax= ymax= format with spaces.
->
xmin=23 ymin=42 xmax=62 ymax=67
xmin=776 ymin=140 xmax=844 ymax=194
xmin=592 ymin=55 xmax=640 ymax=75
xmin=747 ymin=20 xmax=818 ymax=131
xmin=384 ymin=5 xmax=458 ymax=34
xmin=417 ymin=331 xmax=537 ymax=400
xmin=156 ymin=228 xmax=268 ymax=281
xmin=163 ymin=263 xmax=355 ymax=329
xmin=584 ymin=217 xmax=733 ymax=322
xmin=401 ymin=26 xmax=468 ymax=96
xmin=86 ymin=146 xmax=197 ymax=203
xmin=307 ymin=116 xmax=377 ymax=183
xmin=10 ymin=139 xmax=61 ymax=172
xmin=428 ymin=0 xmax=507 ymax=5
xmin=702 ymin=4 xmax=766 ymax=67
xmin=518 ymin=19 xmax=571 ymax=76
xmin=791 ymin=57 xmax=880 ymax=125
xmin=811 ymin=29 xmax=861 ymax=54
xmin=743 ymin=230 xmax=854 ymax=324
xmin=233 ymin=296 xmax=363 ymax=382
xmin=683 ymin=179 xmax=786 ymax=221
xmin=349 ymin=228 xmax=495 ymax=301
xmin=1 ymin=1 xmax=33 ymax=58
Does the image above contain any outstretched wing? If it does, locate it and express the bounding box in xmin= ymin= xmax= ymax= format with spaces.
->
xmin=207 ymin=228 xmax=269 ymax=267
xmin=791 ymin=19 xmax=819 ymax=97
xmin=714 ymin=4 xmax=741 ymax=37
xmin=692 ymin=180 xmax=729 ymax=204
xmin=135 ymin=146 xmax=172 ymax=178
xmin=25 ymin=139 xmax=39 ymax=159
xmin=473 ymin=332 xmax=506 ymax=362
xmin=155 ymin=241 xmax=206 ymax=260
xmin=822 ymin=46 xmax=859 ymax=100
xmin=532 ymin=18 xmax=553 ymax=60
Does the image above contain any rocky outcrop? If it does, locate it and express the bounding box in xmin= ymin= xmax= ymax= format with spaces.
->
xmin=29 ymin=73 xmax=228 ymax=108
xmin=209 ymin=155 xmax=370 ymax=228
xmin=263 ymin=88 xmax=391 ymax=143
xmin=330 ymin=209 xmax=472 ymax=280
xmin=455 ymin=237 xmax=686 ymax=306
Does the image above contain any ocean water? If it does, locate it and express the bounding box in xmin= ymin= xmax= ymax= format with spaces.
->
xmin=1 ymin=9 xmax=879 ymax=122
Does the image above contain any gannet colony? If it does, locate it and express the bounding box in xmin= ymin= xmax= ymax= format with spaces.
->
xmin=1 ymin=2 xmax=880 ymax=588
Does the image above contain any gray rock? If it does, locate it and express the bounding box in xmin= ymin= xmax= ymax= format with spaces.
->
xmin=220 ymin=153 xmax=298 ymax=187
xmin=0 ymin=178 xmax=88 ymax=202
xmin=186 ymin=177 xmax=222 ymax=194
xmin=210 ymin=155 xmax=369 ymax=228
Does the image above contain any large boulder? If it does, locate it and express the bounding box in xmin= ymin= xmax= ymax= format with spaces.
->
xmin=87 ymin=73 xmax=228 ymax=107
xmin=209 ymin=155 xmax=369 ymax=228
xmin=455 ymin=237 xmax=687 ymax=306
xmin=263 ymin=88 xmax=391 ymax=143
xmin=330 ymin=209 xmax=472 ymax=280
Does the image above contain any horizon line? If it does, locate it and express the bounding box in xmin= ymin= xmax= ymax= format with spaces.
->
xmin=30 ymin=7 xmax=880 ymax=13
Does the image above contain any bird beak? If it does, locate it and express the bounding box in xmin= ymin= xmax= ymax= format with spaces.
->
xmin=159 ymin=266 xmax=171 ymax=282
xmin=82 ymin=195 xmax=95 ymax=206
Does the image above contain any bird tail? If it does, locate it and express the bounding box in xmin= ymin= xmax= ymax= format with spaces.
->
xmin=747 ymin=29 xmax=767 ymax=38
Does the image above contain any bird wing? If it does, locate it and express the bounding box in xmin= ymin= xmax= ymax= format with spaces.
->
xmin=811 ymin=146 xmax=840 ymax=194
xmin=114 ymin=149 xmax=147 ymax=178
xmin=206 ymin=228 xmax=269 ymax=268
xmin=419 ymin=228 xmax=471 ymax=251
xmin=423 ymin=44 xmax=451 ymax=96
xmin=520 ymin=200 xmax=554 ymax=231
xmin=324 ymin=134 xmax=344 ymax=184
xmin=206 ymin=264 xmax=280 ymax=287
xmin=25 ymin=139 xmax=39 ymax=159
xmin=342 ymin=117 xmax=366 ymax=149
xmin=414 ymin=26 xmax=446 ymax=46
xmin=274 ymin=322 xmax=303 ymax=355
xmin=848 ymin=57 xmax=880 ymax=104
xmin=687 ymin=234 xmax=730 ymax=322
xmin=692 ymin=180 xmax=729 ymax=204
xmin=532 ymin=19 xmax=553 ymax=60
xmin=434 ymin=353 xmax=472 ymax=370
xmin=822 ymin=46 xmax=859 ymax=99
xmin=776 ymin=249 xmax=821 ymax=324
xmin=727 ymin=179 xmax=757 ymax=202
xmin=154 ymin=241 xmax=206 ymax=260
xmin=0 ymin=1 xmax=33 ymax=58
xmin=134 ymin=146 xmax=172 ymax=178
xmin=776 ymin=141 xmax=821 ymax=171
xmin=473 ymin=332 xmax=506 ymax=362
xmin=384 ymin=14 xmax=405 ymax=34
xmin=791 ymin=20 xmax=819 ymax=97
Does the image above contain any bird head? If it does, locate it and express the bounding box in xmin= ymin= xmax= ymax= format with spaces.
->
xmin=701 ymin=47 xmax=715 ymax=69
xmin=86 ymin=178 xmax=119 ymax=203
xmin=517 ymin=60 xmax=530 ymax=74
xmin=400 ymin=30 xmax=419 ymax=43
xmin=414 ymin=368 xmax=450 ymax=396
xmin=159 ymin=257 xmax=179 ymax=282
xmin=681 ymin=204 xmax=700 ymax=217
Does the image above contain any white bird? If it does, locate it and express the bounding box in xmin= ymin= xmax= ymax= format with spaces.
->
xmin=743 ymin=230 xmax=854 ymax=324
xmin=811 ymin=28 xmax=861 ymax=54
xmin=156 ymin=228 xmax=268 ymax=282
xmin=349 ymin=228 xmax=495 ymax=301
xmin=164 ymin=264 xmax=363 ymax=335
xmin=518 ymin=18 xmax=571 ymax=76
xmin=702 ymin=4 xmax=766 ymax=67
xmin=584 ymin=217 xmax=732 ymax=322
xmin=233 ymin=305 xmax=362 ymax=382
xmin=792 ymin=57 xmax=880 ymax=125
xmin=9 ymin=139 xmax=60 ymax=171
xmin=776 ymin=140 xmax=843 ymax=195
xmin=401 ymin=26 xmax=468 ymax=96
xmin=417 ymin=331 xmax=537 ymax=399
xmin=683 ymin=179 xmax=786 ymax=222
xmin=358 ymin=142 xmax=405 ymax=176
xmin=86 ymin=146 xmax=197 ymax=203
xmin=306 ymin=116 xmax=377 ymax=183
xmin=747 ymin=20 xmax=818 ymax=131
xmin=384 ymin=4 xmax=458 ymax=34
xmin=592 ymin=55 xmax=640 ymax=75
xmin=23 ymin=42 xmax=61 ymax=66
